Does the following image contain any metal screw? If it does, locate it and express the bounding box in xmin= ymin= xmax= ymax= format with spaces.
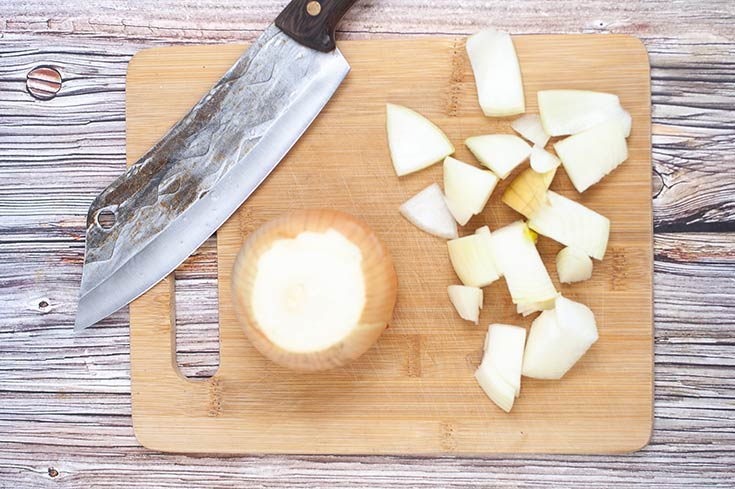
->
xmin=27 ymin=66 xmax=62 ymax=100
xmin=306 ymin=1 xmax=321 ymax=16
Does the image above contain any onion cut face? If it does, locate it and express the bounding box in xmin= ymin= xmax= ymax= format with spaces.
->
xmin=231 ymin=209 xmax=398 ymax=372
xmin=466 ymin=29 xmax=525 ymax=117
xmin=476 ymin=324 xmax=527 ymax=411
xmin=447 ymin=285 xmax=483 ymax=324
xmin=501 ymin=167 xmax=556 ymax=219
xmin=386 ymin=103 xmax=455 ymax=176
xmin=511 ymin=114 xmax=550 ymax=147
xmin=491 ymin=221 xmax=558 ymax=305
xmin=556 ymin=246 xmax=594 ymax=283
xmin=522 ymin=296 xmax=599 ymax=380
xmin=399 ymin=183 xmax=458 ymax=239
xmin=443 ymin=156 xmax=499 ymax=225
xmin=529 ymin=145 xmax=561 ymax=173
xmin=447 ymin=226 xmax=501 ymax=287
xmin=538 ymin=89 xmax=627 ymax=137
xmin=516 ymin=295 xmax=558 ymax=317
xmin=528 ymin=190 xmax=610 ymax=260
xmin=554 ymin=118 xmax=629 ymax=193
xmin=465 ymin=134 xmax=531 ymax=179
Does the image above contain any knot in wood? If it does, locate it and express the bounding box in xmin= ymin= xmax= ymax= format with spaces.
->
xmin=26 ymin=66 xmax=62 ymax=100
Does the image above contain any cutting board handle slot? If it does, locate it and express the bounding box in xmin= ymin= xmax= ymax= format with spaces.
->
xmin=172 ymin=269 xmax=221 ymax=380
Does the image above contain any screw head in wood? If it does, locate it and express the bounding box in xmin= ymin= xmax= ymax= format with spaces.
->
xmin=306 ymin=1 xmax=321 ymax=16
xmin=26 ymin=66 xmax=62 ymax=100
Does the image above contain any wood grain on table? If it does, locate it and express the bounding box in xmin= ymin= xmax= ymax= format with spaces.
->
xmin=0 ymin=0 xmax=733 ymax=486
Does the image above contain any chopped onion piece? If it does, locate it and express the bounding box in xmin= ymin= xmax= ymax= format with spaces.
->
xmin=501 ymin=167 xmax=556 ymax=219
xmin=484 ymin=324 xmax=527 ymax=397
xmin=538 ymin=90 xmax=623 ymax=136
xmin=466 ymin=29 xmax=525 ymax=117
xmin=529 ymin=145 xmax=561 ymax=173
xmin=465 ymin=134 xmax=531 ymax=179
xmin=491 ymin=221 xmax=557 ymax=305
xmin=521 ymin=296 xmax=599 ymax=379
xmin=511 ymin=114 xmax=550 ymax=147
xmin=447 ymin=285 xmax=483 ymax=324
xmin=444 ymin=196 xmax=474 ymax=227
xmin=554 ymin=119 xmax=628 ymax=192
xmin=443 ymin=156 xmax=499 ymax=225
xmin=447 ymin=226 xmax=500 ymax=287
xmin=399 ymin=183 xmax=458 ymax=239
xmin=517 ymin=302 xmax=541 ymax=317
xmin=386 ymin=103 xmax=455 ymax=176
xmin=556 ymin=246 xmax=594 ymax=283
xmin=516 ymin=296 xmax=557 ymax=317
xmin=475 ymin=359 xmax=516 ymax=413
xmin=528 ymin=190 xmax=610 ymax=260
xmin=620 ymin=109 xmax=632 ymax=138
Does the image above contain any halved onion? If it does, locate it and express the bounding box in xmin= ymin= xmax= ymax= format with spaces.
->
xmin=511 ymin=114 xmax=550 ymax=147
xmin=399 ymin=183 xmax=458 ymax=239
xmin=538 ymin=89 xmax=626 ymax=136
xmin=465 ymin=134 xmax=531 ymax=179
xmin=231 ymin=209 xmax=398 ymax=371
xmin=529 ymin=145 xmax=560 ymax=173
xmin=443 ymin=156 xmax=499 ymax=225
xmin=466 ymin=29 xmax=525 ymax=117
xmin=522 ymin=296 xmax=598 ymax=380
xmin=528 ymin=190 xmax=610 ymax=260
xmin=554 ymin=118 xmax=628 ymax=193
xmin=447 ymin=285 xmax=483 ymax=324
xmin=447 ymin=226 xmax=500 ymax=287
xmin=556 ymin=246 xmax=594 ymax=283
xmin=386 ymin=103 xmax=454 ymax=176
xmin=501 ymin=167 xmax=556 ymax=219
xmin=491 ymin=221 xmax=557 ymax=305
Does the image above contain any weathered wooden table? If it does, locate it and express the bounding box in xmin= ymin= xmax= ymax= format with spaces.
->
xmin=1 ymin=1 xmax=733 ymax=487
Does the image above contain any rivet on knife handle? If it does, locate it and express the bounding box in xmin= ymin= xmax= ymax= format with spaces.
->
xmin=276 ymin=0 xmax=359 ymax=52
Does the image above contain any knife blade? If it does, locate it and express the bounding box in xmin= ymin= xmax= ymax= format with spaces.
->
xmin=76 ymin=0 xmax=359 ymax=331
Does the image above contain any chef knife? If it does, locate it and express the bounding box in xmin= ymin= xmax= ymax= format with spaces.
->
xmin=75 ymin=0 xmax=359 ymax=331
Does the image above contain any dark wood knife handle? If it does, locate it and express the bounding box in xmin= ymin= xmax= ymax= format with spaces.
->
xmin=275 ymin=0 xmax=358 ymax=52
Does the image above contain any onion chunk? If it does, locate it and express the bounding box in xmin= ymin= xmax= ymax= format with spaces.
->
xmin=447 ymin=226 xmax=501 ymax=287
xmin=491 ymin=221 xmax=558 ymax=305
xmin=399 ymin=183 xmax=458 ymax=239
xmin=465 ymin=134 xmax=531 ymax=179
xmin=501 ymin=167 xmax=556 ymax=219
xmin=386 ymin=103 xmax=454 ymax=176
xmin=476 ymin=324 xmax=527 ymax=411
xmin=538 ymin=89 xmax=626 ymax=137
xmin=554 ymin=118 xmax=628 ymax=193
xmin=528 ymin=190 xmax=610 ymax=260
xmin=443 ymin=156 xmax=499 ymax=225
xmin=447 ymin=285 xmax=483 ymax=324
xmin=522 ymin=296 xmax=598 ymax=380
xmin=466 ymin=29 xmax=525 ymax=117
xmin=511 ymin=114 xmax=550 ymax=147
xmin=556 ymin=246 xmax=593 ymax=283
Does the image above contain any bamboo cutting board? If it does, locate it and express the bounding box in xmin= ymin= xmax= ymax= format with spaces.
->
xmin=128 ymin=35 xmax=652 ymax=454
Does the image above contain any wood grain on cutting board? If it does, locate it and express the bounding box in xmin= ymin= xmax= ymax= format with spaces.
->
xmin=127 ymin=35 xmax=652 ymax=454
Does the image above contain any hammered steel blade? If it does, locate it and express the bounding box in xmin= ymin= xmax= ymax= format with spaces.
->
xmin=76 ymin=24 xmax=350 ymax=331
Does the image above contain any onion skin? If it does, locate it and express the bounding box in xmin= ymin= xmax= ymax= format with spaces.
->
xmin=231 ymin=209 xmax=398 ymax=372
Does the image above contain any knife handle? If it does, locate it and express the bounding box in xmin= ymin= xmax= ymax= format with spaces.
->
xmin=276 ymin=0 xmax=358 ymax=52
